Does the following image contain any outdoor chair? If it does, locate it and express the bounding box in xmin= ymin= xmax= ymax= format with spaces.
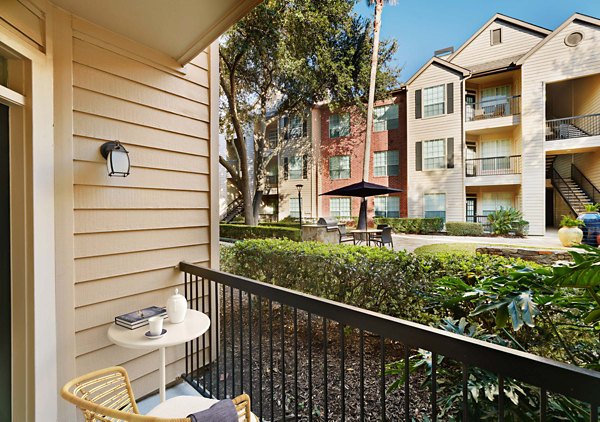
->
xmin=373 ymin=227 xmax=394 ymax=249
xmin=338 ymin=224 xmax=354 ymax=244
xmin=376 ymin=224 xmax=388 ymax=229
xmin=61 ymin=366 xmax=254 ymax=422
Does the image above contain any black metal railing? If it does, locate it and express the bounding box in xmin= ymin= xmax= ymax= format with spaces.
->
xmin=265 ymin=175 xmax=278 ymax=189
xmin=546 ymin=113 xmax=600 ymax=141
xmin=220 ymin=196 xmax=244 ymax=223
xmin=179 ymin=262 xmax=600 ymax=421
xmin=465 ymin=155 xmax=521 ymax=177
xmin=465 ymin=215 xmax=492 ymax=232
xmin=572 ymin=164 xmax=600 ymax=204
xmin=552 ymin=168 xmax=586 ymax=215
xmin=465 ymin=95 xmax=521 ymax=122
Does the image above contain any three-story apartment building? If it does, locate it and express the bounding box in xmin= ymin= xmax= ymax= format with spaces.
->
xmin=406 ymin=13 xmax=600 ymax=235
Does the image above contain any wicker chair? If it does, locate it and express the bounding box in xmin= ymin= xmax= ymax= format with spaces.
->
xmin=61 ymin=366 xmax=252 ymax=422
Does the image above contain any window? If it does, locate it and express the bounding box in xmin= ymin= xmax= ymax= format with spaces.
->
xmin=289 ymin=198 xmax=300 ymax=218
xmin=422 ymin=139 xmax=446 ymax=170
xmin=374 ymin=104 xmax=399 ymax=132
xmin=481 ymin=139 xmax=511 ymax=171
xmin=289 ymin=116 xmax=304 ymax=138
xmin=375 ymin=196 xmax=400 ymax=218
xmin=288 ymin=156 xmax=303 ymax=180
xmin=330 ymin=198 xmax=351 ymax=219
xmin=329 ymin=156 xmax=350 ymax=179
xmin=267 ymin=129 xmax=278 ymax=148
xmin=329 ymin=113 xmax=350 ymax=138
xmin=491 ymin=28 xmax=502 ymax=45
xmin=423 ymin=85 xmax=445 ymax=117
xmin=424 ymin=193 xmax=446 ymax=221
xmin=374 ymin=151 xmax=399 ymax=177
xmin=482 ymin=192 xmax=513 ymax=215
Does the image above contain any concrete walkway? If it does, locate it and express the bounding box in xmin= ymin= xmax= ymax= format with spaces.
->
xmin=392 ymin=228 xmax=564 ymax=252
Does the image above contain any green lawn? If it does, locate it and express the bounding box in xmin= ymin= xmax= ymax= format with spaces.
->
xmin=414 ymin=242 xmax=569 ymax=256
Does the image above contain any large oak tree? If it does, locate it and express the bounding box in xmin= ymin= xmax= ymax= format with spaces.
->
xmin=220 ymin=0 xmax=399 ymax=224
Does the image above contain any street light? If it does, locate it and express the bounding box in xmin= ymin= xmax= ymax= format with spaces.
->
xmin=295 ymin=184 xmax=303 ymax=226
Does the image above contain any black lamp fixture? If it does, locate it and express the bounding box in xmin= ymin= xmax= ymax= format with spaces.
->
xmin=100 ymin=140 xmax=130 ymax=177
xmin=295 ymin=184 xmax=303 ymax=226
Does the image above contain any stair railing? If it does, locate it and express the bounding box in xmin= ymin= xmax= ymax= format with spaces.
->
xmin=572 ymin=164 xmax=600 ymax=205
xmin=221 ymin=196 xmax=244 ymax=222
xmin=552 ymin=168 xmax=585 ymax=215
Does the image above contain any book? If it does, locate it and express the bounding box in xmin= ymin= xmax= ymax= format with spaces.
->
xmin=115 ymin=306 xmax=166 ymax=330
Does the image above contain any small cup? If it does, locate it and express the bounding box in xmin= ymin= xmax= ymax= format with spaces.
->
xmin=148 ymin=316 xmax=164 ymax=336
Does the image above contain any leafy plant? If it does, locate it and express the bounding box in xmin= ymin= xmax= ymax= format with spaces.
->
xmin=486 ymin=208 xmax=528 ymax=236
xmin=445 ymin=222 xmax=485 ymax=236
xmin=560 ymin=215 xmax=584 ymax=228
xmin=583 ymin=203 xmax=600 ymax=212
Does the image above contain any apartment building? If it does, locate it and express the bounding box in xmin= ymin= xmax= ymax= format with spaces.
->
xmin=314 ymin=91 xmax=408 ymax=220
xmin=406 ymin=13 xmax=600 ymax=235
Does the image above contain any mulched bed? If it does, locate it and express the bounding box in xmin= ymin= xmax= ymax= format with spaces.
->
xmin=188 ymin=292 xmax=433 ymax=421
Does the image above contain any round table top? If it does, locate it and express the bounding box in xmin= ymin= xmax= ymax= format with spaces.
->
xmin=108 ymin=309 xmax=210 ymax=350
xmin=350 ymin=229 xmax=382 ymax=233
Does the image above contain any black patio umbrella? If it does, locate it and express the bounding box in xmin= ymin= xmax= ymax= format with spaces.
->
xmin=320 ymin=180 xmax=403 ymax=230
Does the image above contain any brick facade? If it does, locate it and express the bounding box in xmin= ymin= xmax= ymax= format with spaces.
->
xmin=317 ymin=90 xmax=408 ymax=222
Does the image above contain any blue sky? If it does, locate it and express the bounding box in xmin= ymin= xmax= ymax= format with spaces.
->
xmin=354 ymin=0 xmax=600 ymax=82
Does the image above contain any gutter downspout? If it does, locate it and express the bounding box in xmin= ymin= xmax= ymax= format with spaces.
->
xmin=461 ymin=71 xmax=473 ymax=221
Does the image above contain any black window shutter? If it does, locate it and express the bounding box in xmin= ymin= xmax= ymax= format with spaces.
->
xmin=284 ymin=157 xmax=289 ymax=180
xmin=283 ymin=116 xmax=289 ymax=140
xmin=447 ymin=83 xmax=454 ymax=114
xmin=415 ymin=142 xmax=422 ymax=171
xmin=415 ymin=89 xmax=422 ymax=119
xmin=302 ymin=154 xmax=308 ymax=179
xmin=447 ymin=137 xmax=454 ymax=168
xmin=303 ymin=118 xmax=308 ymax=137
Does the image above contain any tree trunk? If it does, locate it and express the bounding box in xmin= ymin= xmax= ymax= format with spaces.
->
xmin=363 ymin=0 xmax=384 ymax=182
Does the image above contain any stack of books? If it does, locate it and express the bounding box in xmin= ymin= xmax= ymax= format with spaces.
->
xmin=115 ymin=306 xmax=167 ymax=330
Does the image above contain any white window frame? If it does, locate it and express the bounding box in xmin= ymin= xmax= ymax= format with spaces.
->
xmin=329 ymin=155 xmax=351 ymax=180
xmin=374 ymin=150 xmax=399 ymax=177
xmin=288 ymin=156 xmax=303 ymax=180
xmin=491 ymin=28 xmax=502 ymax=46
xmin=482 ymin=192 xmax=514 ymax=215
xmin=423 ymin=85 xmax=445 ymax=118
xmin=374 ymin=104 xmax=399 ymax=132
xmin=423 ymin=193 xmax=446 ymax=221
xmin=289 ymin=197 xmax=300 ymax=218
xmin=375 ymin=196 xmax=400 ymax=218
xmin=330 ymin=197 xmax=351 ymax=219
xmin=422 ymin=139 xmax=446 ymax=170
xmin=329 ymin=113 xmax=350 ymax=138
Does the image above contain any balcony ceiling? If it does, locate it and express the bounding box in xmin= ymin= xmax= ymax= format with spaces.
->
xmin=52 ymin=0 xmax=263 ymax=64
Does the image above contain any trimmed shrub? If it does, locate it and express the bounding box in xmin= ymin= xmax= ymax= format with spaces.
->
xmin=259 ymin=221 xmax=300 ymax=228
xmin=221 ymin=239 xmax=530 ymax=322
xmin=220 ymin=224 xmax=301 ymax=241
xmin=446 ymin=222 xmax=484 ymax=236
xmin=374 ymin=217 xmax=444 ymax=234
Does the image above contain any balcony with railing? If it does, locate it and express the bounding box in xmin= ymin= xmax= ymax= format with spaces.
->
xmin=178 ymin=262 xmax=600 ymax=421
xmin=465 ymin=96 xmax=521 ymax=132
xmin=546 ymin=114 xmax=600 ymax=141
xmin=465 ymin=155 xmax=522 ymax=186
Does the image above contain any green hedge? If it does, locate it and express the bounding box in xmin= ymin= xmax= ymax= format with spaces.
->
xmin=259 ymin=221 xmax=300 ymax=228
xmin=445 ymin=222 xmax=484 ymax=236
xmin=373 ymin=217 xmax=444 ymax=234
xmin=220 ymin=224 xmax=301 ymax=241
xmin=221 ymin=239 xmax=529 ymax=322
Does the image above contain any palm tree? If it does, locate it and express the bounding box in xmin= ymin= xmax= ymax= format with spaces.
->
xmin=363 ymin=0 xmax=397 ymax=181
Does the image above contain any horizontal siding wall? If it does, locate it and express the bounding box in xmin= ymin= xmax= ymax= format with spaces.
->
xmin=451 ymin=21 xmax=545 ymax=68
xmin=71 ymin=21 xmax=212 ymax=397
xmin=522 ymin=20 xmax=600 ymax=234
xmin=407 ymin=64 xmax=464 ymax=220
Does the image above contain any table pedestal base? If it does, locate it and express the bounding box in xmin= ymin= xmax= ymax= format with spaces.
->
xmin=159 ymin=347 xmax=166 ymax=402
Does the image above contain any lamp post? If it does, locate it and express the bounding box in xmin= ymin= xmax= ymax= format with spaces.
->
xmin=295 ymin=184 xmax=303 ymax=227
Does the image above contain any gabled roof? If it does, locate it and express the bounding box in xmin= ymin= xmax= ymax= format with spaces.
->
xmin=405 ymin=57 xmax=470 ymax=86
xmin=447 ymin=13 xmax=552 ymax=63
xmin=516 ymin=13 xmax=600 ymax=65
xmin=468 ymin=54 xmax=523 ymax=75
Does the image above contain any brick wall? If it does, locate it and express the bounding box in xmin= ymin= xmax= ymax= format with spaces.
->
xmin=317 ymin=91 xmax=407 ymax=221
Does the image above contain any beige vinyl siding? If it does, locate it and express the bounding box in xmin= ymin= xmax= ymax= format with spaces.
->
xmin=451 ymin=21 xmax=545 ymax=68
xmin=71 ymin=20 xmax=212 ymax=397
xmin=573 ymin=73 xmax=600 ymax=117
xmin=407 ymin=64 xmax=464 ymax=220
xmin=574 ymin=151 xmax=600 ymax=187
xmin=522 ymin=20 xmax=600 ymax=234
xmin=0 ymin=0 xmax=45 ymax=50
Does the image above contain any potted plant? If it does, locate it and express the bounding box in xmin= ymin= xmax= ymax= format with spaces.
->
xmin=577 ymin=203 xmax=600 ymax=247
xmin=558 ymin=215 xmax=584 ymax=247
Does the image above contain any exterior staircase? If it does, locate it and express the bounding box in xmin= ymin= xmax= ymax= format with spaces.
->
xmin=220 ymin=196 xmax=244 ymax=223
xmin=551 ymin=166 xmax=595 ymax=215
xmin=545 ymin=155 xmax=557 ymax=179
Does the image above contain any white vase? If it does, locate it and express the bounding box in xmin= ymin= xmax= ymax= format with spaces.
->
xmin=166 ymin=288 xmax=188 ymax=324
xmin=558 ymin=226 xmax=583 ymax=247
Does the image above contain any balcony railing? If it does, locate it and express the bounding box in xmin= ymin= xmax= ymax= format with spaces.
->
xmin=546 ymin=113 xmax=600 ymax=141
xmin=465 ymin=95 xmax=521 ymax=122
xmin=465 ymin=155 xmax=522 ymax=177
xmin=179 ymin=262 xmax=600 ymax=421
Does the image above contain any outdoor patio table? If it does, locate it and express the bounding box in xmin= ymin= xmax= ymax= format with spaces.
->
xmin=350 ymin=229 xmax=382 ymax=246
xmin=108 ymin=309 xmax=210 ymax=403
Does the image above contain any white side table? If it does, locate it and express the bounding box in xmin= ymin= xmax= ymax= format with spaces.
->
xmin=108 ymin=309 xmax=210 ymax=402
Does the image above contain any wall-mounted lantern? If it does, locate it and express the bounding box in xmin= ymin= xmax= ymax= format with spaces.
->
xmin=100 ymin=141 xmax=130 ymax=177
